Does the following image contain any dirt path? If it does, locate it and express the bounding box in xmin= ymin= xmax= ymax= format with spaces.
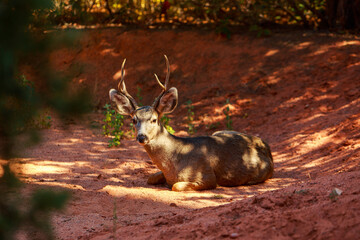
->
xmin=11 ymin=28 xmax=360 ymax=239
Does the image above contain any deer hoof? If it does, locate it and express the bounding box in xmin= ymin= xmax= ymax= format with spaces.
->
xmin=172 ymin=182 xmax=196 ymax=191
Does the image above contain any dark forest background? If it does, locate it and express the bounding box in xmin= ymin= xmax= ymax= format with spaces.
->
xmin=36 ymin=0 xmax=360 ymax=31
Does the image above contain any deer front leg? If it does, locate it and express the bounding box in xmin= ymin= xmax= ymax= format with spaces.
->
xmin=172 ymin=165 xmax=217 ymax=191
xmin=172 ymin=181 xmax=217 ymax=191
xmin=147 ymin=171 xmax=166 ymax=185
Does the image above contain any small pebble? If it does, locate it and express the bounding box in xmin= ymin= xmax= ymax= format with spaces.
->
xmin=334 ymin=188 xmax=343 ymax=195
xmin=230 ymin=232 xmax=239 ymax=238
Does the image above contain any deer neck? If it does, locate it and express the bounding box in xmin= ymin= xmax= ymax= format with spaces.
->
xmin=143 ymin=125 xmax=180 ymax=171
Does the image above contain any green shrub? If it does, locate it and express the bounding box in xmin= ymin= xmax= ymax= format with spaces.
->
xmin=102 ymin=103 xmax=125 ymax=147
xmin=161 ymin=115 xmax=175 ymax=135
xmin=17 ymin=75 xmax=53 ymax=130
xmin=186 ymin=100 xmax=196 ymax=135
xmin=223 ymin=98 xmax=233 ymax=130
xmin=0 ymin=1 xmax=90 ymax=239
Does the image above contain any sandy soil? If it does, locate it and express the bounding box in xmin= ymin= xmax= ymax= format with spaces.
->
xmin=10 ymin=28 xmax=360 ymax=239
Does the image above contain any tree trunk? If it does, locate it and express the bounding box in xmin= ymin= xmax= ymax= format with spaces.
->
xmin=104 ymin=0 xmax=113 ymax=18
xmin=326 ymin=0 xmax=360 ymax=29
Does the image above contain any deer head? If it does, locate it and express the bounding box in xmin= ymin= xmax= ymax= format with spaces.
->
xmin=109 ymin=55 xmax=178 ymax=145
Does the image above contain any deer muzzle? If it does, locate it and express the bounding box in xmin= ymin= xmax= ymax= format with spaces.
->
xmin=136 ymin=134 xmax=149 ymax=144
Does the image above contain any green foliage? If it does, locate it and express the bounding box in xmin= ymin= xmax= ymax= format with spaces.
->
xmin=102 ymin=103 xmax=125 ymax=147
xmin=212 ymin=194 xmax=225 ymax=199
xmin=129 ymin=121 xmax=136 ymax=138
xmin=207 ymin=122 xmax=220 ymax=130
xmin=136 ymin=86 xmax=143 ymax=107
xmin=34 ymin=114 xmax=53 ymax=129
xmin=102 ymin=104 xmax=113 ymax=136
xmin=186 ymin=100 xmax=196 ymax=135
xmin=31 ymin=189 xmax=69 ymax=211
xmin=1 ymin=0 xmax=91 ymax=158
xmin=329 ymin=188 xmax=342 ymax=202
xmin=294 ymin=189 xmax=309 ymax=195
xmin=0 ymin=165 xmax=70 ymax=240
xmin=215 ymin=18 xmax=232 ymax=39
xmin=43 ymin=0 xmax=332 ymax=30
xmin=0 ymin=165 xmax=21 ymax=189
xmin=223 ymin=98 xmax=233 ymax=130
xmin=161 ymin=115 xmax=175 ymax=135
xmin=0 ymin=1 xmax=90 ymax=239
xmin=249 ymin=24 xmax=271 ymax=38
xmin=18 ymin=75 xmax=53 ymax=130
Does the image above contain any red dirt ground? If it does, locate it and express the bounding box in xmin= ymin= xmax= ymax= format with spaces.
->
xmin=8 ymin=28 xmax=360 ymax=239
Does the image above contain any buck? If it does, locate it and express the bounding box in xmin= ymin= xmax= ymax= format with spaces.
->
xmin=109 ymin=56 xmax=274 ymax=191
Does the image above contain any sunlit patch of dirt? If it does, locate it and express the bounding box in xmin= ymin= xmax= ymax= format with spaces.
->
xmin=11 ymin=28 xmax=360 ymax=239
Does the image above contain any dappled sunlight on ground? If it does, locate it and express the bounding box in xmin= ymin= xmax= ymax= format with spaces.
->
xmin=13 ymin=28 xmax=360 ymax=239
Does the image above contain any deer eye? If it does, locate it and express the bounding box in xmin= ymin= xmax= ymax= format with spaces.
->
xmin=151 ymin=119 xmax=157 ymax=123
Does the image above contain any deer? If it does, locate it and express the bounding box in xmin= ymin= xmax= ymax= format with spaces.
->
xmin=109 ymin=55 xmax=274 ymax=191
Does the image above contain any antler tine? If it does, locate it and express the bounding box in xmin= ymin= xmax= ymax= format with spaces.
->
xmin=117 ymin=58 xmax=138 ymax=109
xmin=152 ymin=55 xmax=171 ymax=108
xmin=154 ymin=73 xmax=165 ymax=90
xmin=153 ymin=55 xmax=170 ymax=91
xmin=118 ymin=59 xmax=127 ymax=92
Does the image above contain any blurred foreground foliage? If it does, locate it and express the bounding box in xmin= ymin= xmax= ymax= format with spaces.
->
xmin=0 ymin=0 xmax=91 ymax=239
xmin=35 ymin=0 xmax=360 ymax=31
xmin=0 ymin=165 xmax=70 ymax=239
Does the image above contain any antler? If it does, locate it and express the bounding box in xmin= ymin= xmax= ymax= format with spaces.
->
xmin=117 ymin=59 xmax=138 ymax=109
xmin=152 ymin=55 xmax=170 ymax=108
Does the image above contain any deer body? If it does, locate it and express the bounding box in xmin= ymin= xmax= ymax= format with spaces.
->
xmin=109 ymin=56 xmax=273 ymax=191
xmin=143 ymin=125 xmax=273 ymax=191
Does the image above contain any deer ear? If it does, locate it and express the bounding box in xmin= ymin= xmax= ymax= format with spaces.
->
xmin=109 ymin=89 xmax=135 ymax=116
xmin=157 ymin=87 xmax=178 ymax=115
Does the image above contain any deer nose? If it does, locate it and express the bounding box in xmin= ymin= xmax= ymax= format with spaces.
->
xmin=136 ymin=134 xmax=148 ymax=144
